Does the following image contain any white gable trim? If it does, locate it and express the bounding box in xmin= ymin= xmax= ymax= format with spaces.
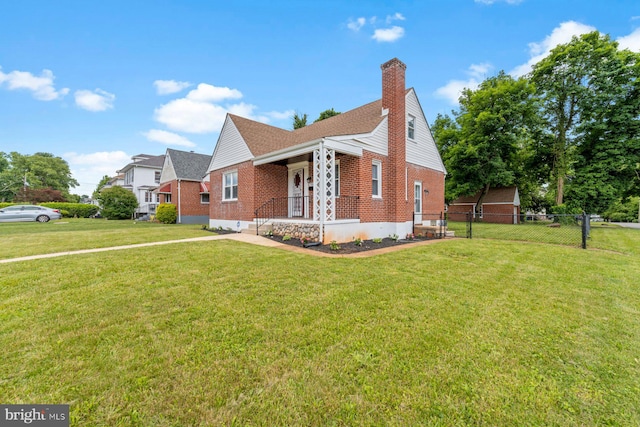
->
xmin=207 ymin=116 xmax=254 ymax=173
xmin=405 ymin=89 xmax=446 ymax=174
xmin=159 ymin=152 xmax=177 ymax=182
xmin=253 ymin=138 xmax=362 ymax=166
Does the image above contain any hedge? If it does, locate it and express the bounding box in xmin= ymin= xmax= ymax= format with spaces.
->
xmin=0 ymin=202 xmax=99 ymax=218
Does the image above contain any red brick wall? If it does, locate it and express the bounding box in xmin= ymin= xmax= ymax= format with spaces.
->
xmin=254 ymin=163 xmax=288 ymax=209
xmin=448 ymin=205 xmax=474 ymax=222
xmin=483 ymin=204 xmax=520 ymax=224
xmin=381 ymin=58 xmax=407 ymax=223
xmin=158 ymin=180 xmax=208 ymax=217
xmin=407 ymin=163 xmax=446 ymax=218
xmin=209 ymin=161 xmax=256 ymax=221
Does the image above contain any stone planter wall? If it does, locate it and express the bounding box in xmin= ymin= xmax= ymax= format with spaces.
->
xmin=272 ymin=222 xmax=320 ymax=242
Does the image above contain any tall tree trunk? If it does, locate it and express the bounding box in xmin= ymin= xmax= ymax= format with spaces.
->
xmin=556 ymin=176 xmax=564 ymax=205
xmin=474 ymin=183 xmax=491 ymax=219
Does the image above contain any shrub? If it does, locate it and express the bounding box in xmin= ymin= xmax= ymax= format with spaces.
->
xmin=41 ymin=203 xmax=99 ymax=218
xmin=353 ymin=237 xmax=363 ymax=246
xmin=282 ymin=235 xmax=291 ymax=241
xmin=603 ymin=197 xmax=640 ymax=223
xmin=330 ymin=240 xmax=340 ymax=251
xmin=372 ymin=237 xmax=383 ymax=243
xmin=156 ymin=203 xmax=177 ymax=224
xmin=97 ymin=187 xmax=138 ymax=220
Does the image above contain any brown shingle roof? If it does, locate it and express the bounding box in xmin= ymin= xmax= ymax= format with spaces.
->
xmin=451 ymin=186 xmax=518 ymax=205
xmin=229 ymin=99 xmax=385 ymax=157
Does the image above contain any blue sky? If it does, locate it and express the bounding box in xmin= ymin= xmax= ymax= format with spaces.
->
xmin=1 ymin=0 xmax=639 ymax=196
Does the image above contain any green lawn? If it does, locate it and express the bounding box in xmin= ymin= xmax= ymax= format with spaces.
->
xmin=1 ymin=223 xmax=640 ymax=425
xmin=0 ymin=218 xmax=208 ymax=259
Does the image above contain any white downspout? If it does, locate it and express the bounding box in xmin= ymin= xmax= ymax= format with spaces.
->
xmin=177 ymin=179 xmax=182 ymax=224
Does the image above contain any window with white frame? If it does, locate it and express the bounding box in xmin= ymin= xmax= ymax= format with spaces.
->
xmin=154 ymin=171 xmax=161 ymax=183
xmin=125 ymin=169 xmax=134 ymax=185
xmin=223 ymin=171 xmax=238 ymax=201
xmin=372 ymin=160 xmax=381 ymax=198
xmin=408 ymin=115 xmax=416 ymax=140
xmin=165 ymin=194 xmax=172 ymax=203
xmin=201 ymin=193 xmax=210 ymax=204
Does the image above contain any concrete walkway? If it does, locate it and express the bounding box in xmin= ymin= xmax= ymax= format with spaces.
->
xmin=0 ymin=233 xmax=446 ymax=264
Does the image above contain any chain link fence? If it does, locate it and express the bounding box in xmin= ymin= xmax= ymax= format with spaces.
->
xmin=446 ymin=213 xmax=590 ymax=249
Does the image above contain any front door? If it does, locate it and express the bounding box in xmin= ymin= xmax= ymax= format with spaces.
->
xmin=414 ymin=182 xmax=422 ymax=224
xmin=290 ymin=168 xmax=304 ymax=217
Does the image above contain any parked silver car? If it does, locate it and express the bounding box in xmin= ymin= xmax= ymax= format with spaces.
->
xmin=0 ymin=205 xmax=62 ymax=223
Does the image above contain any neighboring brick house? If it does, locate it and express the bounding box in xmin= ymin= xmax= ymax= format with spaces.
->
xmin=156 ymin=148 xmax=212 ymax=224
xmin=448 ymin=186 xmax=521 ymax=224
xmin=206 ymin=58 xmax=447 ymax=243
xmin=117 ymin=153 xmax=165 ymax=218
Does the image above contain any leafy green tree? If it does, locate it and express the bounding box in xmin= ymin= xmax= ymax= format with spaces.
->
xmin=0 ymin=152 xmax=78 ymax=202
xmin=97 ymin=186 xmax=138 ymax=220
xmin=292 ymin=112 xmax=308 ymax=129
xmin=93 ymin=175 xmax=111 ymax=199
xmin=565 ymin=44 xmax=640 ymax=213
xmin=530 ymin=31 xmax=638 ymax=207
xmin=433 ymin=72 xmax=540 ymax=211
xmin=314 ymin=108 xmax=341 ymax=123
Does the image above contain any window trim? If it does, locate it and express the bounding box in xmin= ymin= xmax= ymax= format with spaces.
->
xmin=408 ymin=114 xmax=416 ymax=140
xmin=222 ymin=170 xmax=238 ymax=201
xmin=200 ymin=193 xmax=210 ymax=204
xmin=414 ymin=181 xmax=422 ymax=214
xmin=372 ymin=160 xmax=382 ymax=199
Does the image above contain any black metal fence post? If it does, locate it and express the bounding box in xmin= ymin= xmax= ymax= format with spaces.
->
xmin=582 ymin=212 xmax=589 ymax=249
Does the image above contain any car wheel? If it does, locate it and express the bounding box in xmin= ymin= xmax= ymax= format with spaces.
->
xmin=36 ymin=215 xmax=50 ymax=223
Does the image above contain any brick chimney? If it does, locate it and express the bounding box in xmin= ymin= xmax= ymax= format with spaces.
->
xmin=381 ymin=58 xmax=407 ymax=222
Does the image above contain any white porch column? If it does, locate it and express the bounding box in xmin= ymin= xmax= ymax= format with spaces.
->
xmin=313 ymin=140 xmax=336 ymax=241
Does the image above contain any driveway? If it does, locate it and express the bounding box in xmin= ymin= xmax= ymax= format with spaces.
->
xmin=611 ymin=222 xmax=640 ymax=229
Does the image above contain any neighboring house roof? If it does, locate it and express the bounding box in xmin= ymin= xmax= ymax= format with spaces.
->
xmin=451 ymin=186 xmax=520 ymax=206
xmin=119 ymin=154 xmax=165 ymax=172
xmin=165 ymin=149 xmax=212 ymax=181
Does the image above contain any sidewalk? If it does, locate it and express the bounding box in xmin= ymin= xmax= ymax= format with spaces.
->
xmin=0 ymin=233 xmax=444 ymax=264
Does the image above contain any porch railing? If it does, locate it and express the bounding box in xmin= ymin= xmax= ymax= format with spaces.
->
xmin=254 ymin=195 xmax=360 ymax=235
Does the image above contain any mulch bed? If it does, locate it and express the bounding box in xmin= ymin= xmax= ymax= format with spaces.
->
xmin=262 ymin=235 xmax=431 ymax=254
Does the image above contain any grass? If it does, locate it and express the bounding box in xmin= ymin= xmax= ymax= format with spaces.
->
xmin=1 ymin=222 xmax=640 ymax=425
xmin=0 ymin=218 xmax=209 ymax=259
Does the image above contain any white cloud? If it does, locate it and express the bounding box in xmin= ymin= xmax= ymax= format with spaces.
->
xmin=142 ymin=129 xmax=196 ymax=147
xmin=63 ymin=150 xmax=131 ymax=196
xmin=0 ymin=67 xmax=69 ymax=101
xmin=153 ymin=79 xmax=192 ymax=95
xmin=75 ymin=89 xmax=116 ymax=112
xmin=434 ymin=62 xmax=493 ymax=105
xmin=510 ymin=21 xmax=596 ymax=76
xmin=372 ymin=26 xmax=405 ymax=43
xmin=185 ymin=83 xmax=243 ymax=103
xmin=617 ymin=28 xmax=640 ymax=52
xmin=347 ymin=17 xmax=366 ymax=32
xmin=385 ymin=12 xmax=405 ymax=24
xmin=264 ymin=109 xmax=295 ymax=120
xmin=154 ymin=98 xmax=229 ymax=133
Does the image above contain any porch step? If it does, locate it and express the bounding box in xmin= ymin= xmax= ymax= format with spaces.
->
xmin=243 ymin=222 xmax=272 ymax=235
xmin=414 ymin=225 xmax=454 ymax=238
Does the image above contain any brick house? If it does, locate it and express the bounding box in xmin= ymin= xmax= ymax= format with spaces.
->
xmin=157 ymin=148 xmax=212 ymax=224
xmin=206 ymin=58 xmax=446 ymax=243
xmin=448 ymin=186 xmax=521 ymax=224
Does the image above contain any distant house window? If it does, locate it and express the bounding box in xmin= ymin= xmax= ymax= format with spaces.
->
xmin=408 ymin=115 xmax=416 ymax=140
xmin=165 ymin=194 xmax=171 ymax=203
xmin=372 ymin=160 xmax=382 ymax=198
xmin=144 ymin=191 xmax=153 ymax=203
xmin=201 ymin=193 xmax=210 ymax=204
xmin=154 ymin=171 xmax=161 ymax=183
xmin=125 ymin=169 xmax=134 ymax=185
xmin=223 ymin=171 xmax=238 ymax=201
